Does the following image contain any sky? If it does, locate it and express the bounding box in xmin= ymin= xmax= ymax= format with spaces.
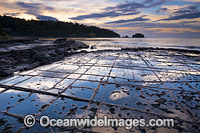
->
xmin=0 ymin=0 xmax=200 ymax=38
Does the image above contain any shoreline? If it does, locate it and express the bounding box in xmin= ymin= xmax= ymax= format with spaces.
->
xmin=1 ymin=44 xmax=199 ymax=79
xmin=0 ymin=37 xmax=199 ymax=79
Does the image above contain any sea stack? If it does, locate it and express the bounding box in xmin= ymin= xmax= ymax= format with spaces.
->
xmin=132 ymin=33 xmax=145 ymax=38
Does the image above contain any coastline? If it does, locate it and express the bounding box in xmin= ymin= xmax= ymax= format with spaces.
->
xmin=0 ymin=37 xmax=199 ymax=79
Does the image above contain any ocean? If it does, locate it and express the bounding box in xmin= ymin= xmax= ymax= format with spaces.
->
xmin=75 ymin=38 xmax=200 ymax=51
xmin=1 ymin=38 xmax=199 ymax=52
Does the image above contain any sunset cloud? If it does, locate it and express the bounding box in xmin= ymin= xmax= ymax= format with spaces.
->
xmin=106 ymin=16 xmax=149 ymax=24
xmin=0 ymin=0 xmax=199 ymax=37
xmin=145 ymin=28 xmax=200 ymax=33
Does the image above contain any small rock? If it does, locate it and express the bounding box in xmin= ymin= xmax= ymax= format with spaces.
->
xmin=90 ymin=45 xmax=96 ymax=49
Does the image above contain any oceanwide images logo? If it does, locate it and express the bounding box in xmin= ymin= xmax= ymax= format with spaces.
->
xmin=24 ymin=115 xmax=36 ymax=128
xmin=24 ymin=115 xmax=174 ymax=129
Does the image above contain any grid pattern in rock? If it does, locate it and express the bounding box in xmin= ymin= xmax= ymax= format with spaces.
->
xmin=0 ymin=50 xmax=199 ymax=132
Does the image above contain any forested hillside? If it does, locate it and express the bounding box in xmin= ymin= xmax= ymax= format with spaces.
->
xmin=0 ymin=15 xmax=120 ymax=38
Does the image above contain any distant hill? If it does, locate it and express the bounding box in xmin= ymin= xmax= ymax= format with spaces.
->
xmin=0 ymin=27 xmax=6 ymax=36
xmin=0 ymin=26 xmax=10 ymax=39
xmin=0 ymin=15 xmax=120 ymax=38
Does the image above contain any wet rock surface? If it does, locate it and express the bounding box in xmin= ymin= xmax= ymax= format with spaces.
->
xmin=0 ymin=38 xmax=89 ymax=78
xmin=0 ymin=50 xmax=199 ymax=132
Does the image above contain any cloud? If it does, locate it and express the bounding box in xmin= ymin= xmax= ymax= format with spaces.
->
xmin=156 ymin=7 xmax=168 ymax=13
xmin=15 ymin=1 xmax=58 ymax=21
xmin=157 ymin=4 xmax=200 ymax=20
xmin=16 ymin=2 xmax=55 ymax=15
xmin=70 ymin=1 xmax=145 ymax=20
xmin=70 ymin=11 xmax=140 ymax=20
xmin=106 ymin=16 xmax=149 ymax=24
xmin=112 ymin=27 xmax=142 ymax=31
xmin=104 ymin=1 xmax=145 ymax=12
xmin=44 ymin=6 xmax=55 ymax=11
xmin=117 ymin=20 xmax=200 ymax=29
xmin=178 ymin=0 xmax=200 ymax=2
xmin=174 ymin=5 xmax=198 ymax=14
xmin=0 ymin=0 xmax=199 ymax=37
xmin=36 ymin=15 xmax=58 ymax=21
xmin=162 ymin=11 xmax=200 ymax=20
xmin=4 ymin=12 xmax=20 ymax=16
xmin=16 ymin=2 xmax=41 ymax=10
xmin=145 ymin=0 xmax=166 ymax=8
xmin=157 ymin=5 xmax=183 ymax=14
xmin=143 ymin=0 xmax=154 ymax=4
xmin=145 ymin=27 xmax=200 ymax=33
xmin=71 ymin=0 xmax=167 ymax=20
xmin=157 ymin=5 xmax=199 ymax=14
xmin=16 ymin=1 xmax=55 ymax=11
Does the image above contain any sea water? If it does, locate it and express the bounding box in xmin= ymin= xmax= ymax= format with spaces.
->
xmin=77 ymin=38 xmax=200 ymax=51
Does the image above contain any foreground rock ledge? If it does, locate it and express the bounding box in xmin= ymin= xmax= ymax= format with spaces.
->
xmin=0 ymin=50 xmax=199 ymax=132
xmin=0 ymin=38 xmax=89 ymax=78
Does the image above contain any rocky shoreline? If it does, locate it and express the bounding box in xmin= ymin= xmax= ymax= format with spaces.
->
xmin=0 ymin=38 xmax=89 ymax=78
xmin=1 ymin=37 xmax=200 ymax=79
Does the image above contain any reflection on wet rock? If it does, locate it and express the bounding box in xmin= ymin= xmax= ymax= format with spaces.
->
xmin=0 ymin=50 xmax=199 ymax=132
xmin=109 ymin=87 xmax=129 ymax=100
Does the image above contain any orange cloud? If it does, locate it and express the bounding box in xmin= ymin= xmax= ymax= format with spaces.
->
xmin=145 ymin=28 xmax=200 ymax=33
xmin=103 ymin=27 xmax=142 ymax=31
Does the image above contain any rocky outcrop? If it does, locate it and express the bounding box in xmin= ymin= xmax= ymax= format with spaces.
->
xmin=132 ymin=33 xmax=145 ymax=38
xmin=122 ymin=36 xmax=129 ymax=38
xmin=0 ymin=39 xmax=89 ymax=78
